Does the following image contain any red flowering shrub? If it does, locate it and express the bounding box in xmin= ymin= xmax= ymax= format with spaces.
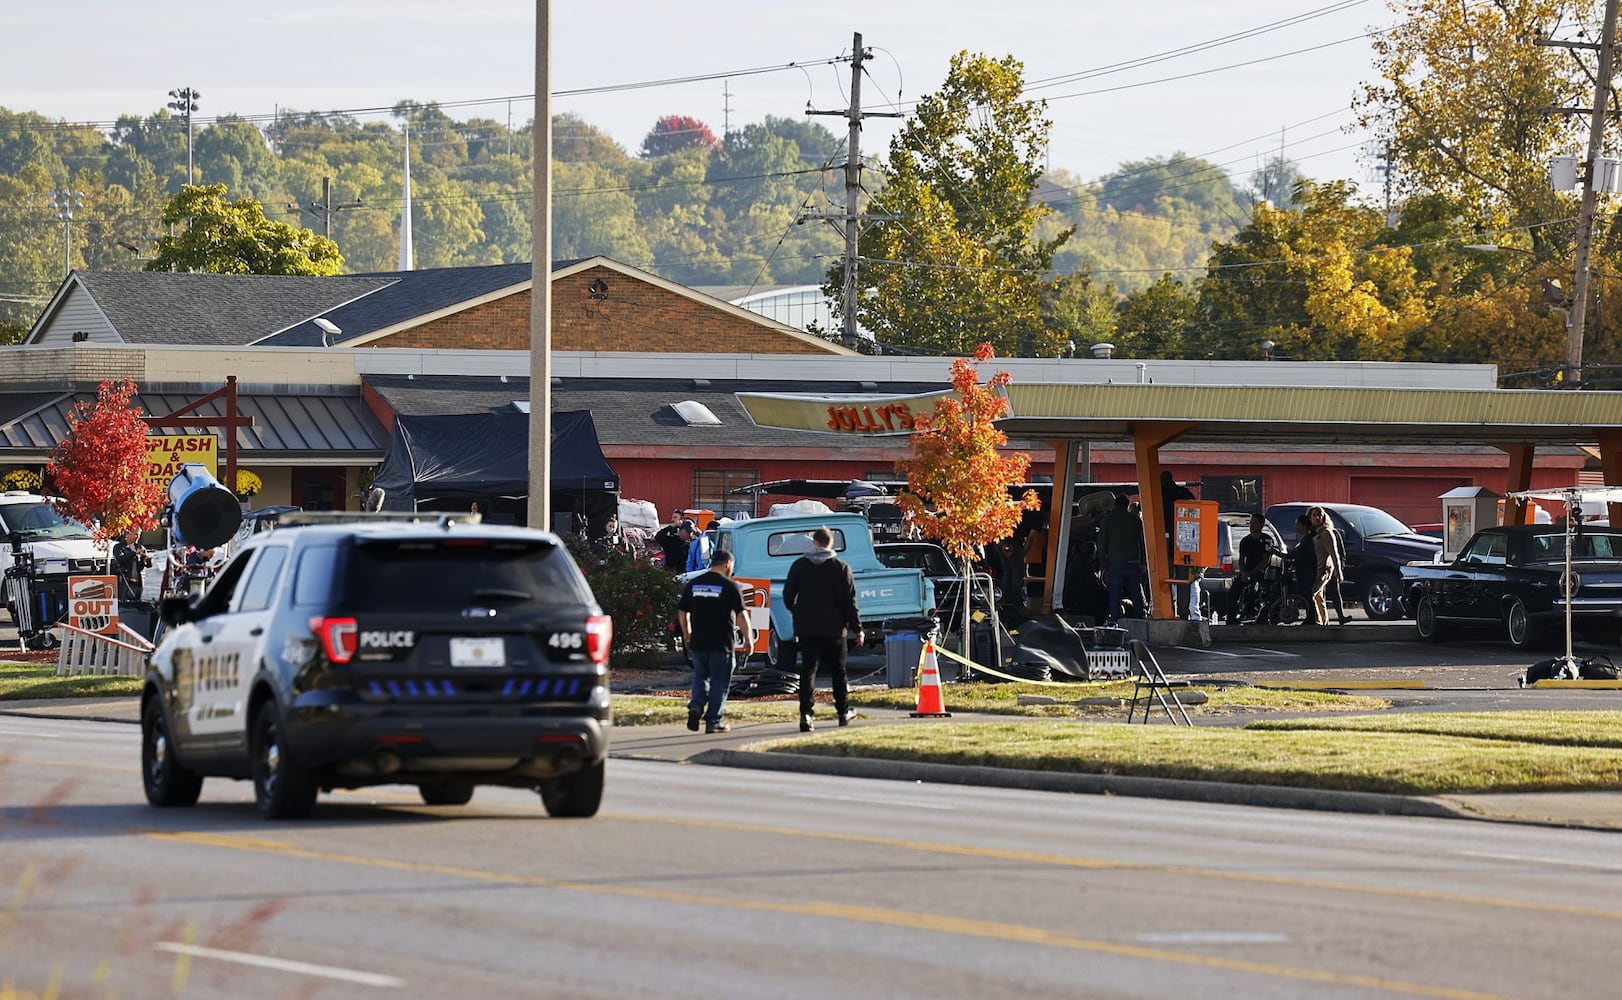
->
xmin=564 ymin=536 xmax=680 ymax=669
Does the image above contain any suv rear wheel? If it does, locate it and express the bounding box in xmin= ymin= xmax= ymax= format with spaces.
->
xmin=142 ymin=698 xmax=203 ymax=807
xmin=251 ymin=707 xmax=319 ymax=820
xmin=540 ymin=759 xmax=604 ymax=818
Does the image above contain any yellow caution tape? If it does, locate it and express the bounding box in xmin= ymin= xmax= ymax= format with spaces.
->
xmin=915 ymin=641 xmax=1131 ymax=688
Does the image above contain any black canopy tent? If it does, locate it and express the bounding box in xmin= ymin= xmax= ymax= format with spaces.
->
xmin=371 ymin=410 xmax=620 ymax=531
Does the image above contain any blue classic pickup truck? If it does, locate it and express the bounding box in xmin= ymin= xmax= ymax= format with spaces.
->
xmin=689 ymin=512 xmax=934 ymax=668
xmin=1401 ymin=524 xmax=1622 ymax=649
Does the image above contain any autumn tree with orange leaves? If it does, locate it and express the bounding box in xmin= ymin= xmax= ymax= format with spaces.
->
xmin=897 ymin=344 xmax=1039 ymax=644
xmin=47 ymin=380 xmax=165 ymax=551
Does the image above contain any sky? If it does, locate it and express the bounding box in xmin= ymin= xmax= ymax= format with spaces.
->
xmin=1 ymin=0 xmax=1394 ymax=192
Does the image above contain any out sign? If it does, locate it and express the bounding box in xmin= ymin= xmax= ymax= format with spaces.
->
xmin=67 ymin=575 xmax=120 ymax=635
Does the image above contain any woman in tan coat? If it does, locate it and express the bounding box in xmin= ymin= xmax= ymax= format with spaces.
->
xmin=1307 ymin=506 xmax=1345 ymax=626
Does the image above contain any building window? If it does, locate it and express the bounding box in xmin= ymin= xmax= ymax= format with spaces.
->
xmin=693 ymin=469 xmax=758 ymax=519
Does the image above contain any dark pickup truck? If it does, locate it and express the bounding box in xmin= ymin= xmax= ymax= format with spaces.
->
xmin=1264 ymin=502 xmax=1442 ymax=620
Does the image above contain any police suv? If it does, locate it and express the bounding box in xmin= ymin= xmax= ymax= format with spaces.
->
xmin=141 ymin=515 xmax=613 ymax=819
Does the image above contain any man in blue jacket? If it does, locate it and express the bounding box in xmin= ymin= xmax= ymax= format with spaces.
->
xmin=783 ymin=526 xmax=862 ymax=732
xmin=682 ymin=519 xmax=713 ymax=574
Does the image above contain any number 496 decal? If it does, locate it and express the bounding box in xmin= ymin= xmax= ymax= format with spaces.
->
xmin=549 ymin=632 xmax=584 ymax=649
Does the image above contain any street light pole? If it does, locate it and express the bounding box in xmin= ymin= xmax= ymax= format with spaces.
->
xmin=1542 ymin=0 xmax=1621 ymax=386
xmin=166 ymin=87 xmax=200 ymax=185
xmin=50 ymin=189 xmax=84 ymax=278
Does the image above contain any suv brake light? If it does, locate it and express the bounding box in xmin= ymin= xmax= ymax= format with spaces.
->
xmin=585 ymin=615 xmax=612 ymax=665
xmin=310 ymin=616 xmax=358 ymax=664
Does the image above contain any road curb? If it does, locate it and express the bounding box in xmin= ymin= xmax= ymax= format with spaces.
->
xmin=688 ymin=748 xmax=1471 ymax=821
xmin=0 ymin=708 xmax=137 ymax=725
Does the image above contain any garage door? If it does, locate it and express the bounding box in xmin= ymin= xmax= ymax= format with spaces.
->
xmin=1349 ymin=476 xmax=1470 ymax=527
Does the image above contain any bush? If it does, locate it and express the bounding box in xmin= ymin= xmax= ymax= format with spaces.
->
xmin=567 ymin=537 xmax=680 ymax=669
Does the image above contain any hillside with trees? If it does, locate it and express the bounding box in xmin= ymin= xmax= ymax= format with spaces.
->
xmin=0 ymin=98 xmax=1239 ymax=345
xmin=5 ymin=11 xmax=1619 ymax=380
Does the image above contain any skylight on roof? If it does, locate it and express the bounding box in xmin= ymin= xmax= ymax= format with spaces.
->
xmin=670 ymin=400 xmax=721 ymax=426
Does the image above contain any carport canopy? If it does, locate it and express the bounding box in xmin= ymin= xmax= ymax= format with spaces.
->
xmin=740 ymin=381 xmax=1622 ymax=620
xmin=998 ymin=383 xmax=1622 ymax=619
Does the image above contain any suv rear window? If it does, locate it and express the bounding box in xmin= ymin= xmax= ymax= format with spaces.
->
xmin=341 ymin=537 xmax=594 ymax=612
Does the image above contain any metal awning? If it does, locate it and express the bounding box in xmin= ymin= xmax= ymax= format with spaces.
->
xmin=996 ymin=383 xmax=1622 ymax=446
xmin=0 ymin=387 xmax=387 ymax=464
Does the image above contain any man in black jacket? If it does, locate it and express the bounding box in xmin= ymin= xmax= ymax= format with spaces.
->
xmin=783 ymin=526 xmax=862 ymax=732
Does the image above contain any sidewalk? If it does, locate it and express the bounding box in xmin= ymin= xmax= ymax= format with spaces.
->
xmin=6 ymin=694 xmax=1622 ymax=831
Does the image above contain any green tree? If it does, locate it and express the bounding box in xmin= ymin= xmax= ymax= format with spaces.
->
xmin=1117 ymin=274 xmax=1199 ymax=358
xmin=830 ymin=52 xmax=1070 ymax=357
xmin=146 ymin=183 xmax=343 ymax=275
xmin=1195 ymin=180 xmax=1430 ymax=361
xmin=1356 ymin=0 xmax=1588 ymax=256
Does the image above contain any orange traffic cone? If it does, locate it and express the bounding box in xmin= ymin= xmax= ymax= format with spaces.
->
xmin=910 ymin=641 xmax=952 ymax=718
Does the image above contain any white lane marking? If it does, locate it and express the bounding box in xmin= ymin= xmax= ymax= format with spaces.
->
xmin=1167 ymin=645 xmax=1300 ymax=659
xmin=1135 ymin=931 xmax=1291 ymax=945
xmin=154 ymin=943 xmax=404 ymax=988
xmin=1460 ymin=851 xmax=1622 ymax=872
xmin=790 ymin=792 xmax=956 ymax=811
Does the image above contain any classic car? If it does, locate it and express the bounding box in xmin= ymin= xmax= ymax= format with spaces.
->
xmin=1400 ymin=524 xmax=1622 ymax=648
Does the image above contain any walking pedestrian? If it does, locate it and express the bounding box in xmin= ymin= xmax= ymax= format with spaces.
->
xmin=677 ymin=549 xmax=752 ymax=734
xmin=1096 ymin=494 xmax=1146 ymax=625
xmin=783 ymin=526 xmax=862 ymax=732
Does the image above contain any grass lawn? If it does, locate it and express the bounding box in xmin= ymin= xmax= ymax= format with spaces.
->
xmin=758 ymin=715 xmax=1622 ymax=796
xmin=0 ymin=661 xmax=143 ymax=700
xmin=612 ymin=683 xmax=1386 ymax=726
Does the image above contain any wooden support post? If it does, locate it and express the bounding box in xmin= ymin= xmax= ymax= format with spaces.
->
xmin=1133 ymin=423 xmax=1194 ymax=621
xmin=1044 ymin=440 xmax=1080 ymax=613
xmin=1497 ymin=444 xmax=1536 ymax=525
xmin=1597 ymin=431 xmax=1622 ymax=527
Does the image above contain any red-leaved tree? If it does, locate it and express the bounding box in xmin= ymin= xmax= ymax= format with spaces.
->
xmin=896 ymin=344 xmax=1039 ymax=646
xmin=639 ymin=115 xmax=719 ymax=157
xmin=47 ymin=379 xmax=165 ymax=550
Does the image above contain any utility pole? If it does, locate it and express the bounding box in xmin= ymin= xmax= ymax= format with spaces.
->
xmin=1539 ymin=0 xmax=1621 ymax=387
xmin=167 ymin=87 xmax=200 ymax=185
xmin=297 ymin=176 xmax=363 ymax=238
xmin=807 ymin=32 xmax=902 ymax=350
xmin=50 ymin=189 xmax=84 ymax=278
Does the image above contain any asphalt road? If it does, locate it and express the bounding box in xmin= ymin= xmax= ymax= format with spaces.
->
xmin=5 ymin=716 xmax=1622 ymax=999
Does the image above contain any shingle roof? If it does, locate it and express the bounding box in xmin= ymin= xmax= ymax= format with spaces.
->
xmin=73 ymin=271 xmax=397 ymax=346
xmin=363 ymin=375 xmax=942 ymax=452
xmin=262 ymin=262 xmax=544 ymax=346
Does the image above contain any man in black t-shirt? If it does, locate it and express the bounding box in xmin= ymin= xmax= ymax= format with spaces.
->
xmin=678 ymin=549 xmax=752 ymax=734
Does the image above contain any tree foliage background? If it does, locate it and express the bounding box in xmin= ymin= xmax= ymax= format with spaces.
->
xmin=5 ymin=16 xmax=1622 ymax=373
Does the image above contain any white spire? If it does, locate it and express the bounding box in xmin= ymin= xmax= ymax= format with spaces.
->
xmin=398 ymin=123 xmax=413 ymax=271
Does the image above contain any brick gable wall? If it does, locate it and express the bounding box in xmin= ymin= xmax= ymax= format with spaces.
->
xmin=372 ymin=266 xmax=839 ymax=354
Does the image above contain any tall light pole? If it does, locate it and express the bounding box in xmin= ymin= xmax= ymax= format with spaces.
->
xmin=50 ymin=189 xmax=84 ymax=278
xmin=167 ymin=87 xmax=200 ymax=185
xmin=1539 ymin=0 xmax=1621 ymax=386
xmin=528 ymin=1 xmax=552 ymax=531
